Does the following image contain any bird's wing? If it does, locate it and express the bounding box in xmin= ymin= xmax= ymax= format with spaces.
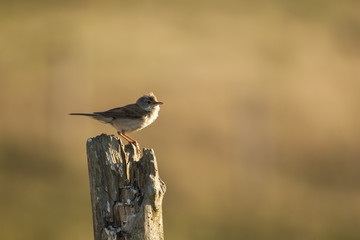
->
xmin=94 ymin=104 xmax=145 ymax=119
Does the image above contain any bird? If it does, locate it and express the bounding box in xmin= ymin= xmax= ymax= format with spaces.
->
xmin=70 ymin=92 xmax=163 ymax=152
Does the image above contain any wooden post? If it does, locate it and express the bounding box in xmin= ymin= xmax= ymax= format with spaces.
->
xmin=86 ymin=134 xmax=166 ymax=240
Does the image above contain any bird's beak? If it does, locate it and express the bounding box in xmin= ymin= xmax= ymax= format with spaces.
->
xmin=154 ymin=101 xmax=164 ymax=105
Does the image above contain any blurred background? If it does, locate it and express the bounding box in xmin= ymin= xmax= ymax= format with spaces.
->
xmin=1 ymin=0 xmax=360 ymax=239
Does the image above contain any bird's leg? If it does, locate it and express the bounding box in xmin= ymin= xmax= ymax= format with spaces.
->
xmin=117 ymin=131 xmax=141 ymax=153
xmin=117 ymin=131 xmax=131 ymax=142
xmin=118 ymin=132 xmax=137 ymax=146
xmin=123 ymin=133 xmax=141 ymax=153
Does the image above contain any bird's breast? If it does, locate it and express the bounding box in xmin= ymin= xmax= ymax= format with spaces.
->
xmin=142 ymin=106 xmax=160 ymax=128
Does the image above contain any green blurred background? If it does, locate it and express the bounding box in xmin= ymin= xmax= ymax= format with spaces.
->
xmin=1 ymin=0 xmax=360 ymax=239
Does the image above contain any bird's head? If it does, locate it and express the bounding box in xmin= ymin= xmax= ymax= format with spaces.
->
xmin=136 ymin=92 xmax=163 ymax=111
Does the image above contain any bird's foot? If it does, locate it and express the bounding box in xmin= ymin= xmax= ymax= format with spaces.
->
xmin=130 ymin=141 xmax=141 ymax=153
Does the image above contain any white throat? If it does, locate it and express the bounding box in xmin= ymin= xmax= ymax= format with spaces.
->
xmin=144 ymin=105 xmax=153 ymax=111
xmin=144 ymin=105 xmax=160 ymax=127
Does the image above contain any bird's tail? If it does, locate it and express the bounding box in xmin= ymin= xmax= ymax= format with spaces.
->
xmin=69 ymin=113 xmax=113 ymax=123
xmin=69 ymin=113 xmax=96 ymax=117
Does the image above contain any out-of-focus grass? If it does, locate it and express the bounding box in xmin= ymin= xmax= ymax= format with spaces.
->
xmin=1 ymin=1 xmax=360 ymax=239
xmin=0 ymin=140 xmax=93 ymax=240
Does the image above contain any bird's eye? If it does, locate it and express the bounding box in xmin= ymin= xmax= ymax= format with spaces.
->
xmin=147 ymin=100 xmax=151 ymax=104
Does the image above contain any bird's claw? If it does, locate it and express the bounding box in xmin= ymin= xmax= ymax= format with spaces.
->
xmin=131 ymin=141 xmax=141 ymax=153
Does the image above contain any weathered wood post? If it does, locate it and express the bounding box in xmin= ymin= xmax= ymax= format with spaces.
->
xmin=86 ymin=134 xmax=166 ymax=240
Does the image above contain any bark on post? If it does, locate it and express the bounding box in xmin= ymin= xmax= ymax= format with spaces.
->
xmin=86 ymin=134 xmax=166 ymax=240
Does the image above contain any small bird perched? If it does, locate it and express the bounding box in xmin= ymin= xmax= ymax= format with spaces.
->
xmin=70 ymin=92 xmax=163 ymax=152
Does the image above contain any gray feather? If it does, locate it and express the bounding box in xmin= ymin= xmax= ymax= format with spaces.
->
xmin=69 ymin=113 xmax=113 ymax=123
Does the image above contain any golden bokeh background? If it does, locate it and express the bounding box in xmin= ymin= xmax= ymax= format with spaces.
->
xmin=1 ymin=1 xmax=360 ymax=239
